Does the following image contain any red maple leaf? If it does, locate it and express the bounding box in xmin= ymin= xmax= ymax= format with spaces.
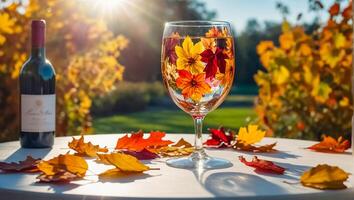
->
xmin=115 ymin=130 xmax=174 ymax=151
xmin=239 ymin=156 xmax=285 ymax=174
xmin=204 ymin=127 xmax=234 ymax=148
xmin=0 ymin=156 xmax=41 ymax=172
xmin=200 ymin=47 xmax=228 ymax=79
xmin=122 ymin=148 xmax=159 ymax=160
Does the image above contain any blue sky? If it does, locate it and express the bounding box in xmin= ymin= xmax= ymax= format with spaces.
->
xmin=204 ymin=0 xmax=338 ymax=33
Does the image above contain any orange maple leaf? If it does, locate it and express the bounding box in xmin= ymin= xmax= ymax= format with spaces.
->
xmin=37 ymin=154 xmax=88 ymax=183
xmin=308 ymin=135 xmax=350 ymax=153
xmin=68 ymin=135 xmax=108 ymax=157
xmin=115 ymin=130 xmax=173 ymax=151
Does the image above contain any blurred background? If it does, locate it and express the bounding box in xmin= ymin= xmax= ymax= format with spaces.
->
xmin=0 ymin=0 xmax=352 ymax=142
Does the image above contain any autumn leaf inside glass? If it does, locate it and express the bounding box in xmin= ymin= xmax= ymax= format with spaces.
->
xmin=162 ymin=26 xmax=235 ymax=116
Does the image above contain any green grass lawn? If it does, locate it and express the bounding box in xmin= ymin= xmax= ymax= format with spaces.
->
xmin=93 ymin=107 xmax=256 ymax=134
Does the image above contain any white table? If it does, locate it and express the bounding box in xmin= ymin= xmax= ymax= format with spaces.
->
xmin=0 ymin=134 xmax=353 ymax=200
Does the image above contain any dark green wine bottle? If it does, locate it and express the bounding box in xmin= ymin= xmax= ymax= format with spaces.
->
xmin=19 ymin=20 xmax=56 ymax=148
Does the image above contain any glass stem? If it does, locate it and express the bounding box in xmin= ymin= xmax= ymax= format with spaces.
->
xmin=193 ymin=116 xmax=205 ymax=152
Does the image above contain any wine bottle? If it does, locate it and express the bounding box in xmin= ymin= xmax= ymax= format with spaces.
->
xmin=19 ymin=20 xmax=55 ymax=148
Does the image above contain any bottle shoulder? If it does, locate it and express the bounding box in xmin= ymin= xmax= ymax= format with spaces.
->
xmin=20 ymin=57 xmax=55 ymax=80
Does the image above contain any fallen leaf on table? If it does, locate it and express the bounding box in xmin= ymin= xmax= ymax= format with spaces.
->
xmin=204 ymin=127 xmax=235 ymax=148
xmin=68 ymin=135 xmax=108 ymax=157
xmin=98 ymin=153 xmax=154 ymax=179
xmin=237 ymin=125 xmax=265 ymax=145
xmin=233 ymin=125 xmax=276 ymax=152
xmin=239 ymin=156 xmax=285 ymax=174
xmin=300 ymin=164 xmax=350 ymax=190
xmin=172 ymin=138 xmax=193 ymax=148
xmin=99 ymin=168 xmax=146 ymax=179
xmin=233 ymin=141 xmax=277 ymax=153
xmin=37 ymin=171 xmax=79 ymax=183
xmin=0 ymin=156 xmax=41 ymax=172
xmin=98 ymin=152 xmax=151 ymax=171
xmin=155 ymin=138 xmax=194 ymax=157
xmin=37 ymin=154 xmax=88 ymax=182
xmin=122 ymin=148 xmax=159 ymax=160
xmin=96 ymin=153 xmax=111 ymax=165
xmin=307 ymin=135 xmax=350 ymax=153
xmin=115 ymin=130 xmax=173 ymax=151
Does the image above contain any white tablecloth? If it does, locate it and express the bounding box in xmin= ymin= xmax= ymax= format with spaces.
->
xmin=0 ymin=134 xmax=353 ymax=200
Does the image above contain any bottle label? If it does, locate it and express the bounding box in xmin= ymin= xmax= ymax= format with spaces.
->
xmin=21 ymin=94 xmax=55 ymax=132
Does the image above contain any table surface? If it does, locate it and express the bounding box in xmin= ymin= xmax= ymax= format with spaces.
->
xmin=0 ymin=134 xmax=353 ymax=200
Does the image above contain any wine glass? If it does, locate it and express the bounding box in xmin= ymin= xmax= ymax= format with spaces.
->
xmin=161 ymin=21 xmax=235 ymax=169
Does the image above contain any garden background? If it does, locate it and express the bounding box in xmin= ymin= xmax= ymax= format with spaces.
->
xmin=0 ymin=0 xmax=352 ymax=142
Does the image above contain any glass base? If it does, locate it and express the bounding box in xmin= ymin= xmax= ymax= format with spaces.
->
xmin=166 ymin=150 xmax=232 ymax=169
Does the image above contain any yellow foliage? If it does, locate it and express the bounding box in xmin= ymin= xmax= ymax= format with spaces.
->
xmin=311 ymin=77 xmax=332 ymax=103
xmin=0 ymin=13 xmax=16 ymax=34
xmin=0 ymin=0 xmax=128 ymax=139
xmin=279 ymin=32 xmax=294 ymax=50
xmin=255 ymin=2 xmax=352 ymax=139
xmin=273 ymin=66 xmax=289 ymax=85
xmin=256 ymin=41 xmax=274 ymax=55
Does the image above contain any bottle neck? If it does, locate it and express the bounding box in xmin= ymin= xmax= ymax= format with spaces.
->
xmin=30 ymin=20 xmax=46 ymax=59
xmin=30 ymin=47 xmax=46 ymax=59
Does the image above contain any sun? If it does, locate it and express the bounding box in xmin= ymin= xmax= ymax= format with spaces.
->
xmin=83 ymin=0 xmax=128 ymax=17
xmin=94 ymin=0 xmax=125 ymax=11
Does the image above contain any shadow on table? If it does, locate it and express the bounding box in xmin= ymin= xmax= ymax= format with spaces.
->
xmin=237 ymin=150 xmax=300 ymax=159
xmin=3 ymin=147 xmax=52 ymax=162
xmin=32 ymin=182 xmax=81 ymax=193
xmin=205 ymin=148 xmax=300 ymax=159
xmin=189 ymin=159 xmax=310 ymax=196
xmin=98 ymin=173 xmax=157 ymax=183
xmin=203 ymin=172 xmax=287 ymax=197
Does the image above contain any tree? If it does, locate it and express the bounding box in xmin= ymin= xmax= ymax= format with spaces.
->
xmin=0 ymin=0 xmax=127 ymax=141
xmin=255 ymin=2 xmax=352 ymax=140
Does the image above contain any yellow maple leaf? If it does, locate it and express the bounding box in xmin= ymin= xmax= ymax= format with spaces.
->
xmin=98 ymin=153 xmax=150 ymax=172
xmin=98 ymin=153 xmax=154 ymax=180
xmin=237 ymin=125 xmax=265 ymax=145
xmin=99 ymin=168 xmax=143 ymax=179
xmin=301 ymin=164 xmax=350 ymax=190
